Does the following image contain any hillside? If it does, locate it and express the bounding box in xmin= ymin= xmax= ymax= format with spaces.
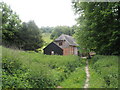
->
xmin=89 ymin=55 xmax=119 ymax=88
xmin=2 ymin=46 xmax=85 ymax=88
xmin=1 ymin=46 xmax=119 ymax=88
xmin=42 ymin=33 xmax=52 ymax=44
xmin=1 ymin=1 xmax=119 ymax=89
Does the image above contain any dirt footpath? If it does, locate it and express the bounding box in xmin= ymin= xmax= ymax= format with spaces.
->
xmin=84 ymin=60 xmax=90 ymax=88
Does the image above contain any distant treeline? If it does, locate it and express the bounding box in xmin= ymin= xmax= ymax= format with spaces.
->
xmin=40 ymin=26 xmax=76 ymax=40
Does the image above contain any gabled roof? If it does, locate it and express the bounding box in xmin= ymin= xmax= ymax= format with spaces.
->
xmin=55 ymin=34 xmax=78 ymax=46
xmin=43 ymin=42 xmax=62 ymax=50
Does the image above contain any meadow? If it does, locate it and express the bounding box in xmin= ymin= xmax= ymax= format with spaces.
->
xmin=89 ymin=55 xmax=119 ymax=88
xmin=1 ymin=46 xmax=119 ymax=88
xmin=2 ymin=46 xmax=86 ymax=88
xmin=39 ymin=33 xmax=53 ymax=52
xmin=42 ymin=33 xmax=52 ymax=44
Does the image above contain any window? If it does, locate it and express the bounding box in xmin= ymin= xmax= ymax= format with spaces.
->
xmin=59 ymin=42 xmax=62 ymax=46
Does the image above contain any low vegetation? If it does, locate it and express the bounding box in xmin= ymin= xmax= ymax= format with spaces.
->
xmin=2 ymin=46 xmax=119 ymax=88
xmin=2 ymin=46 xmax=83 ymax=88
xmin=89 ymin=55 xmax=119 ymax=88
xmin=1 ymin=1 xmax=119 ymax=89
xmin=60 ymin=66 xmax=86 ymax=88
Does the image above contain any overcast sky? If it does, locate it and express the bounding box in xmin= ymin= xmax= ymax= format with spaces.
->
xmin=2 ymin=0 xmax=77 ymax=27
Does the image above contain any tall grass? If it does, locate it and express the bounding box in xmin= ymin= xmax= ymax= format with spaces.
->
xmin=89 ymin=55 xmax=119 ymax=88
xmin=3 ymin=46 xmax=118 ymax=88
xmin=2 ymin=46 xmax=82 ymax=88
xmin=60 ymin=66 xmax=86 ymax=88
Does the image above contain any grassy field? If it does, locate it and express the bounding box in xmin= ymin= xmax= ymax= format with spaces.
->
xmin=1 ymin=45 xmax=119 ymax=88
xmin=42 ymin=33 xmax=52 ymax=44
xmin=89 ymin=55 xmax=119 ymax=88
xmin=39 ymin=33 xmax=53 ymax=52
xmin=2 ymin=46 xmax=85 ymax=88
xmin=60 ymin=66 xmax=86 ymax=88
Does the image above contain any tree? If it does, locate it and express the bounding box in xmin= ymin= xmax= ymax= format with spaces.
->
xmin=40 ymin=26 xmax=54 ymax=33
xmin=1 ymin=2 xmax=22 ymax=46
xmin=72 ymin=2 xmax=120 ymax=55
xmin=0 ymin=8 xmax=2 ymax=45
xmin=50 ymin=26 xmax=75 ymax=40
xmin=1 ymin=2 xmax=43 ymax=51
xmin=19 ymin=21 xmax=43 ymax=51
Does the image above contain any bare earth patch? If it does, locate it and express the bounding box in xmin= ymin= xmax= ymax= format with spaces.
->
xmin=56 ymin=86 xmax=62 ymax=88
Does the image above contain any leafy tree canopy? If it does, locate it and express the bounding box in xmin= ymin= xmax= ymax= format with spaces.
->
xmin=1 ymin=2 xmax=22 ymax=46
xmin=50 ymin=26 xmax=76 ymax=40
xmin=72 ymin=2 xmax=120 ymax=55
xmin=19 ymin=21 xmax=43 ymax=51
xmin=1 ymin=2 xmax=43 ymax=51
xmin=40 ymin=26 xmax=54 ymax=33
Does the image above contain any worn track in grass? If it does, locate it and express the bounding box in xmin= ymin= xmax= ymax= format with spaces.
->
xmin=84 ymin=60 xmax=90 ymax=88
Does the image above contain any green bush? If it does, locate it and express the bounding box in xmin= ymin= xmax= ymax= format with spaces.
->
xmin=2 ymin=47 xmax=32 ymax=88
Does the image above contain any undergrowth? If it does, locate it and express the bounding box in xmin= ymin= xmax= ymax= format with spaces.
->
xmin=89 ymin=55 xmax=119 ymax=88
xmin=60 ymin=66 xmax=86 ymax=88
xmin=2 ymin=46 xmax=82 ymax=88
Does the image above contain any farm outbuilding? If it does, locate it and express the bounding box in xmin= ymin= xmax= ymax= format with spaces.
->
xmin=43 ymin=42 xmax=63 ymax=55
xmin=43 ymin=34 xmax=79 ymax=56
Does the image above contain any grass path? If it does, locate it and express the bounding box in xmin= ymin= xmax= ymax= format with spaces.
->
xmin=84 ymin=60 xmax=90 ymax=88
xmin=57 ymin=59 xmax=86 ymax=88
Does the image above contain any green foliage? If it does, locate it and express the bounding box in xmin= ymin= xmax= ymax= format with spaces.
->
xmin=18 ymin=21 xmax=43 ymax=51
xmin=1 ymin=2 xmax=43 ymax=51
xmin=37 ymin=33 xmax=53 ymax=53
xmin=1 ymin=2 xmax=22 ymax=46
xmin=2 ymin=47 xmax=32 ymax=88
xmin=89 ymin=68 xmax=106 ymax=88
xmin=73 ymin=2 xmax=120 ymax=55
xmin=89 ymin=55 xmax=119 ymax=88
xmin=60 ymin=59 xmax=86 ymax=88
xmin=40 ymin=26 xmax=54 ymax=33
xmin=2 ymin=46 xmax=82 ymax=88
xmin=50 ymin=26 xmax=76 ymax=40
xmin=42 ymin=33 xmax=52 ymax=45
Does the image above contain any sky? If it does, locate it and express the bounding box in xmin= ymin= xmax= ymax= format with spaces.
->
xmin=2 ymin=0 xmax=77 ymax=27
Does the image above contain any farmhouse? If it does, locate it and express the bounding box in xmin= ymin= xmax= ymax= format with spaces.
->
xmin=43 ymin=34 xmax=79 ymax=55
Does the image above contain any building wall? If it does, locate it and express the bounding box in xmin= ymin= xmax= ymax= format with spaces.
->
xmin=74 ymin=47 xmax=78 ymax=55
xmin=54 ymin=40 xmax=78 ymax=56
xmin=63 ymin=46 xmax=78 ymax=55
xmin=44 ymin=42 xmax=63 ymax=55
xmin=63 ymin=47 xmax=70 ymax=55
